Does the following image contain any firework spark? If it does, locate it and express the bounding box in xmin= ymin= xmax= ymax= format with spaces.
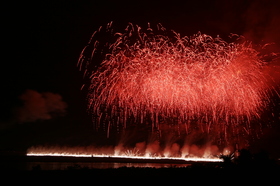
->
xmin=26 ymin=147 xmax=222 ymax=162
xmin=78 ymin=23 xmax=274 ymax=144
xmin=26 ymin=152 xmax=222 ymax=162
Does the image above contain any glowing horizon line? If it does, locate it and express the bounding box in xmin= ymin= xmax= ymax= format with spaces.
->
xmin=26 ymin=152 xmax=223 ymax=162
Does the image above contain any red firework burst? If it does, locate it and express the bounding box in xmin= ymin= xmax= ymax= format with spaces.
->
xmin=78 ymin=23 xmax=275 ymax=144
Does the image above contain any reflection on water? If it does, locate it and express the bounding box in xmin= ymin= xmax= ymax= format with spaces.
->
xmin=3 ymin=161 xmax=191 ymax=171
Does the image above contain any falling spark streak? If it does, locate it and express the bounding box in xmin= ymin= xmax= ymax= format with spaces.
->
xmin=26 ymin=152 xmax=222 ymax=162
xmin=78 ymin=23 xmax=275 ymax=143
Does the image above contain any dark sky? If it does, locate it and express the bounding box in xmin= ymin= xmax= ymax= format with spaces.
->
xmin=1 ymin=0 xmax=280 ymax=156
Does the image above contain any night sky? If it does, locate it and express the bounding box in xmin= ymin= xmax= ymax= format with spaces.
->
xmin=1 ymin=0 xmax=280 ymax=157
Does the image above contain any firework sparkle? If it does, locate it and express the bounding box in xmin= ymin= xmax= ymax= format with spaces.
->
xmin=26 ymin=150 xmax=222 ymax=163
xmin=78 ymin=23 xmax=276 ymax=145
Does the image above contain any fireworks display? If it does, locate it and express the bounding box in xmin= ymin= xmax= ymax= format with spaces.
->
xmin=78 ymin=23 xmax=275 ymax=146
xmin=26 ymin=152 xmax=222 ymax=163
xmin=26 ymin=145 xmax=223 ymax=162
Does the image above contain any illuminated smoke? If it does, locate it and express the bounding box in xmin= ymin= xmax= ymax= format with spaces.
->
xmin=78 ymin=23 xmax=277 ymax=145
xmin=26 ymin=145 xmax=223 ymax=162
xmin=17 ymin=89 xmax=67 ymax=123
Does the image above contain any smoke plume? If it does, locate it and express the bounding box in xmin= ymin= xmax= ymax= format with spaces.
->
xmin=16 ymin=89 xmax=67 ymax=123
xmin=242 ymin=0 xmax=280 ymax=44
xmin=242 ymin=0 xmax=280 ymax=85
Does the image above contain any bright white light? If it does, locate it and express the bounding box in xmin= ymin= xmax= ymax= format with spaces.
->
xmin=26 ymin=152 xmax=222 ymax=162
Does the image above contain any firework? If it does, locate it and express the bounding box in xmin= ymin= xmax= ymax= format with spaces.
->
xmin=78 ymin=23 xmax=273 ymax=144
xmin=26 ymin=146 xmax=222 ymax=162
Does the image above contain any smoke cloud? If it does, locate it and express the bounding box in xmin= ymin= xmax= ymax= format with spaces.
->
xmin=16 ymin=89 xmax=67 ymax=123
xmin=27 ymin=142 xmax=225 ymax=160
xmin=242 ymin=0 xmax=280 ymax=45
xmin=241 ymin=0 xmax=280 ymax=87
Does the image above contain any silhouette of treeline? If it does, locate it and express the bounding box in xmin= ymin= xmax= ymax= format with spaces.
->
xmin=220 ymin=149 xmax=279 ymax=169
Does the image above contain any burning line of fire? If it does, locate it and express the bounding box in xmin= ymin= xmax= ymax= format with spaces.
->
xmin=26 ymin=152 xmax=222 ymax=162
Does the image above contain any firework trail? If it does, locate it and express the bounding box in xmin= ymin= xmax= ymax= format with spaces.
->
xmin=78 ymin=23 xmax=275 ymax=144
